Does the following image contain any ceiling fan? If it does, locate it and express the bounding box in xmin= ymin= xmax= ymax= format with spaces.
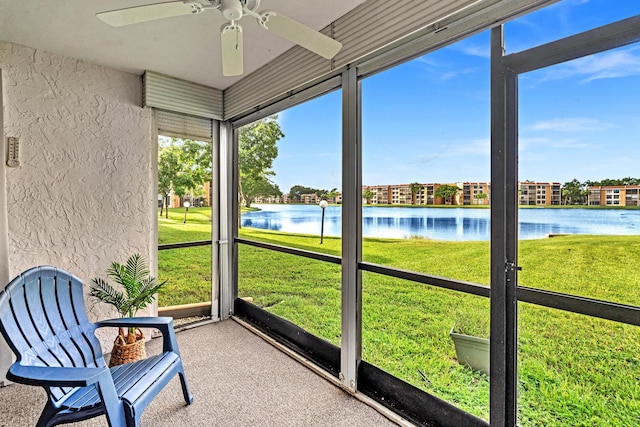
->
xmin=96 ymin=0 xmax=343 ymax=76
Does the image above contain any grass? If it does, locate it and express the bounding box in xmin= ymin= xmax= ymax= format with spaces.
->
xmin=158 ymin=207 xmax=212 ymax=244
xmin=157 ymin=208 xmax=640 ymax=426
xmin=158 ymin=207 xmax=213 ymax=306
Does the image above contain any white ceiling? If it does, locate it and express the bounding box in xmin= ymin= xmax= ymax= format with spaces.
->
xmin=0 ymin=0 xmax=367 ymax=90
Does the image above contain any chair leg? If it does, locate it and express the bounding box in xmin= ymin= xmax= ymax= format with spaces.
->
xmin=178 ymin=370 xmax=194 ymax=405
xmin=96 ymin=376 xmax=127 ymax=427
xmin=35 ymin=400 xmax=58 ymax=427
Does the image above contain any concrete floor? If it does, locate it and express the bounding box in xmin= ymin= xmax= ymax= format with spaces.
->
xmin=0 ymin=319 xmax=400 ymax=427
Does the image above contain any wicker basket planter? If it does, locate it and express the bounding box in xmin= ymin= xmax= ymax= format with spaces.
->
xmin=109 ymin=328 xmax=146 ymax=367
xmin=90 ymin=254 xmax=165 ymax=368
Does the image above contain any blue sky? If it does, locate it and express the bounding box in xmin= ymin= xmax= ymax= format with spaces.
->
xmin=269 ymin=0 xmax=640 ymax=194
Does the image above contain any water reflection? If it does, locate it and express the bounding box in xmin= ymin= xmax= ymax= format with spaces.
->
xmin=242 ymin=218 xmax=283 ymax=231
xmin=241 ymin=205 xmax=640 ymax=241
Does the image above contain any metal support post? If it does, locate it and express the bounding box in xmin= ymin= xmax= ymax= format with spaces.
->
xmin=490 ymin=25 xmax=518 ymax=427
xmin=340 ymin=66 xmax=362 ymax=393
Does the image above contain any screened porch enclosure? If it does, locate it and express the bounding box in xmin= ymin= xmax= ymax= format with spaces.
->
xmin=228 ymin=7 xmax=640 ymax=427
xmin=1 ymin=1 xmax=639 ymax=426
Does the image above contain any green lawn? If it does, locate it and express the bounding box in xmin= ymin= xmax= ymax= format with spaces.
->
xmin=158 ymin=207 xmax=213 ymax=245
xmin=157 ymin=209 xmax=640 ymax=426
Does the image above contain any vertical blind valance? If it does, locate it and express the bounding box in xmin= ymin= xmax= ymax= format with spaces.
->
xmin=156 ymin=110 xmax=213 ymax=142
xmin=144 ymin=71 xmax=223 ymax=120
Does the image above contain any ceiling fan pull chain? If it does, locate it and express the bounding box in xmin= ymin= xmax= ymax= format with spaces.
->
xmin=235 ymin=23 xmax=241 ymax=50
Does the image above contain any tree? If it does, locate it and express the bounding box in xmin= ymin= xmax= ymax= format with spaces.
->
xmin=362 ymin=189 xmax=374 ymax=204
xmin=588 ymin=177 xmax=640 ymax=186
xmin=562 ymin=179 xmax=587 ymax=205
xmin=242 ymin=176 xmax=282 ymax=207
xmin=474 ymin=192 xmax=488 ymax=205
xmin=409 ymin=182 xmax=423 ymax=205
xmin=321 ymin=187 xmax=340 ymax=201
xmin=289 ymin=185 xmax=326 ymax=202
xmin=187 ymin=185 xmax=207 ymax=207
xmin=238 ymin=116 xmax=284 ymax=209
xmin=158 ymin=145 xmax=181 ymax=218
xmin=158 ymin=138 xmax=211 ymax=218
xmin=434 ymin=184 xmax=459 ymax=205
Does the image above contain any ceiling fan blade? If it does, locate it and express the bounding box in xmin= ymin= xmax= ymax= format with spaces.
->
xmin=96 ymin=1 xmax=200 ymax=27
xmin=259 ymin=11 xmax=342 ymax=60
xmin=221 ymin=23 xmax=243 ymax=76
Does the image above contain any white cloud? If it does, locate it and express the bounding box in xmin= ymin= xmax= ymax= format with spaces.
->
xmin=415 ymin=56 xmax=440 ymax=67
xmin=519 ymin=136 xmax=594 ymax=152
xmin=440 ymin=67 xmax=479 ymax=80
xmin=449 ymin=42 xmax=490 ymax=59
xmin=540 ymin=46 xmax=640 ymax=83
xmin=529 ymin=117 xmax=614 ymax=132
xmin=518 ymin=137 xmax=552 ymax=152
xmin=451 ymin=138 xmax=490 ymax=155
xmin=411 ymin=138 xmax=489 ymax=166
xmin=415 ymin=55 xmax=481 ymax=81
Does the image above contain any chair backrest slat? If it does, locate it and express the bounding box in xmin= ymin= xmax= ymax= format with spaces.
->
xmin=52 ymin=271 xmax=100 ymax=368
xmin=69 ymin=274 xmax=103 ymax=367
xmin=6 ymin=279 xmax=58 ymax=368
xmin=39 ymin=278 xmax=80 ymax=367
xmin=23 ymin=273 xmax=69 ymax=368
xmin=0 ymin=289 xmax=32 ymax=358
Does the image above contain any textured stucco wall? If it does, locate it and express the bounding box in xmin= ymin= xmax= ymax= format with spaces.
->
xmin=0 ymin=41 xmax=154 ymax=332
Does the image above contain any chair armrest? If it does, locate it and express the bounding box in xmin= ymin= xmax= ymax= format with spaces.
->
xmin=8 ymin=364 xmax=109 ymax=387
xmin=96 ymin=316 xmax=173 ymax=330
xmin=95 ymin=317 xmax=180 ymax=354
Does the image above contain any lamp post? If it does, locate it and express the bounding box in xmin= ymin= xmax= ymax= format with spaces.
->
xmin=183 ymin=201 xmax=190 ymax=223
xmin=319 ymin=200 xmax=328 ymax=244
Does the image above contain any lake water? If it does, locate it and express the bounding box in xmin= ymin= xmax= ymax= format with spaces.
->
xmin=241 ymin=204 xmax=640 ymax=241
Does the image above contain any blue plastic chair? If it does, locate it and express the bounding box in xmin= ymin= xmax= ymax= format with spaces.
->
xmin=0 ymin=266 xmax=193 ymax=426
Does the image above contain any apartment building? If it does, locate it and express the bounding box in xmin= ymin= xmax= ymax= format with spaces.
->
xmin=519 ymin=181 xmax=561 ymax=206
xmin=389 ymin=184 xmax=413 ymax=205
xmin=363 ymin=185 xmax=390 ymax=204
xmin=168 ymin=181 xmax=212 ymax=208
xmin=253 ymin=194 xmax=288 ymax=203
xmin=588 ymin=185 xmax=640 ymax=206
xmin=363 ymin=184 xmax=414 ymax=205
xmin=463 ymin=182 xmax=491 ymax=205
xmin=302 ymin=193 xmax=319 ymax=204
xmin=252 ymin=183 xmax=640 ymax=207
xmin=408 ymin=183 xmax=443 ymax=205
xmin=363 ymin=183 xmax=453 ymax=205
xmin=422 ymin=184 xmax=438 ymax=205
xmin=325 ymin=194 xmax=343 ymax=204
xmin=254 ymin=192 xmax=341 ymax=204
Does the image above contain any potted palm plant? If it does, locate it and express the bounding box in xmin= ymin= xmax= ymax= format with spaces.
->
xmin=450 ymin=309 xmax=490 ymax=375
xmin=90 ymin=253 xmax=165 ymax=366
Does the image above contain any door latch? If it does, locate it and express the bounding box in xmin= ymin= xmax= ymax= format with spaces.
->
xmin=505 ymin=260 xmax=522 ymax=273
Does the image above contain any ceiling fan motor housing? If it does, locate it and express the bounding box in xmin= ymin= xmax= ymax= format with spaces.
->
xmin=221 ymin=0 xmax=243 ymax=20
